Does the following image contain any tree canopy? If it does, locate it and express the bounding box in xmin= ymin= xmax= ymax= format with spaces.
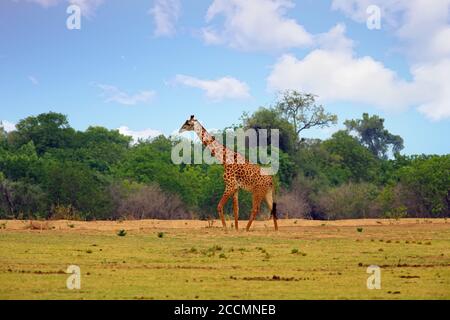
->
xmin=0 ymin=107 xmax=448 ymax=220
xmin=345 ymin=113 xmax=404 ymax=159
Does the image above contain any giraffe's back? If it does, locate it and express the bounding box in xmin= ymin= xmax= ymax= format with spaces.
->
xmin=226 ymin=163 xmax=273 ymax=193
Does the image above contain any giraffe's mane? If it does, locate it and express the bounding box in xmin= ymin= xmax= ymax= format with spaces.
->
xmin=194 ymin=121 xmax=247 ymax=164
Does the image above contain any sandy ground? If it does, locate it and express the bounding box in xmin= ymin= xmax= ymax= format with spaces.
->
xmin=0 ymin=218 xmax=447 ymax=232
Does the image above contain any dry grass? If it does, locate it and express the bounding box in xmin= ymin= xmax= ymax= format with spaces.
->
xmin=0 ymin=218 xmax=449 ymax=300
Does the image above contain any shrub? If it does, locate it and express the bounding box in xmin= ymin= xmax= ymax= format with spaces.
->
xmin=384 ymin=205 xmax=408 ymax=220
xmin=0 ymin=178 xmax=48 ymax=219
xmin=117 ymin=229 xmax=127 ymax=237
xmin=112 ymin=182 xmax=190 ymax=220
xmin=317 ymin=182 xmax=379 ymax=219
xmin=277 ymin=176 xmax=316 ymax=219
xmin=396 ymin=155 xmax=450 ymax=217
xmin=50 ymin=204 xmax=80 ymax=220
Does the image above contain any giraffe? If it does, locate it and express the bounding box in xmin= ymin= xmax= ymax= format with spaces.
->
xmin=179 ymin=115 xmax=278 ymax=231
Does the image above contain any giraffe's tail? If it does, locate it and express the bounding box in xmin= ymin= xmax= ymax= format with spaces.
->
xmin=271 ymin=202 xmax=277 ymax=218
xmin=271 ymin=202 xmax=278 ymax=231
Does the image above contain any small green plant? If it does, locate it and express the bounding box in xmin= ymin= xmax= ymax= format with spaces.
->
xmin=189 ymin=247 xmax=197 ymax=253
xmin=384 ymin=206 xmax=408 ymax=220
xmin=157 ymin=232 xmax=165 ymax=238
xmin=219 ymin=253 xmax=227 ymax=259
xmin=291 ymin=248 xmax=299 ymax=254
xmin=67 ymin=223 xmax=75 ymax=228
xmin=0 ymin=222 xmax=6 ymax=230
xmin=117 ymin=229 xmax=127 ymax=237
xmin=357 ymin=227 xmax=363 ymax=233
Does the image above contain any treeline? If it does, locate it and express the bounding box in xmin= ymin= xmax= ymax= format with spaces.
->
xmin=0 ymin=92 xmax=449 ymax=220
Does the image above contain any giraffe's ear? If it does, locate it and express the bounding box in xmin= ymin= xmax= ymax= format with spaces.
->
xmin=190 ymin=115 xmax=195 ymax=121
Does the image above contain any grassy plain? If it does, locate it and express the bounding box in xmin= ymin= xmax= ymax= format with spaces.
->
xmin=0 ymin=218 xmax=449 ymax=299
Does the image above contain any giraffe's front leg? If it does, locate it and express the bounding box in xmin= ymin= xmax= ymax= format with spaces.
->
xmin=217 ymin=188 xmax=235 ymax=229
xmin=233 ymin=191 xmax=239 ymax=230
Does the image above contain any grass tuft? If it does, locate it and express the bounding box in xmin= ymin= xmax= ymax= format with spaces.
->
xmin=117 ymin=229 xmax=127 ymax=237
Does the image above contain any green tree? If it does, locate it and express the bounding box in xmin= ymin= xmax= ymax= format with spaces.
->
xmin=345 ymin=113 xmax=404 ymax=159
xmin=38 ymin=159 xmax=113 ymax=219
xmin=9 ymin=112 xmax=76 ymax=155
xmin=0 ymin=123 xmax=8 ymax=148
xmin=48 ymin=126 xmax=132 ymax=172
xmin=322 ymin=131 xmax=380 ymax=184
xmin=276 ymin=90 xmax=337 ymax=139
xmin=0 ymin=176 xmax=48 ymax=219
xmin=397 ymin=155 xmax=450 ymax=217
xmin=241 ymin=107 xmax=298 ymax=156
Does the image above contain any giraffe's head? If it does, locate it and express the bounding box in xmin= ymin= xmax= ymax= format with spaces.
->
xmin=179 ymin=115 xmax=197 ymax=133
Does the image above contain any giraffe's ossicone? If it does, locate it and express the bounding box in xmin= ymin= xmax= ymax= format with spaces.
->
xmin=179 ymin=115 xmax=278 ymax=231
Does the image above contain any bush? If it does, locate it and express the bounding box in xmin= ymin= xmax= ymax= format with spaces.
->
xmin=50 ymin=204 xmax=81 ymax=220
xmin=117 ymin=229 xmax=127 ymax=237
xmin=396 ymin=155 xmax=450 ymax=217
xmin=0 ymin=178 xmax=48 ymax=219
xmin=277 ymin=188 xmax=309 ymax=219
xmin=317 ymin=182 xmax=379 ymax=219
xmin=113 ymin=181 xmax=190 ymax=219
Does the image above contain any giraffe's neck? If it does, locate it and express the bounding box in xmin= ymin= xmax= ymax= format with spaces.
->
xmin=193 ymin=121 xmax=245 ymax=165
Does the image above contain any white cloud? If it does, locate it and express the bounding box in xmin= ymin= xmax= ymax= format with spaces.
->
xmin=21 ymin=0 xmax=104 ymax=17
xmin=268 ymin=51 xmax=414 ymax=112
xmin=25 ymin=0 xmax=59 ymax=7
xmin=69 ymin=0 xmax=104 ymax=18
xmin=28 ymin=75 xmax=39 ymax=85
xmin=429 ymin=26 xmax=450 ymax=59
xmin=96 ymin=84 xmax=155 ymax=106
xmin=327 ymin=0 xmax=450 ymax=120
xmin=411 ymin=59 xmax=450 ymax=121
xmin=118 ymin=126 xmax=163 ymax=143
xmin=268 ymin=50 xmax=450 ymax=121
xmin=314 ymin=23 xmax=354 ymax=53
xmin=1 ymin=121 xmax=16 ymax=132
xmin=150 ymin=0 xmax=181 ymax=37
xmin=331 ymin=0 xmax=450 ymax=62
xmin=174 ymin=74 xmax=251 ymax=101
xmin=202 ymin=0 xmax=313 ymax=51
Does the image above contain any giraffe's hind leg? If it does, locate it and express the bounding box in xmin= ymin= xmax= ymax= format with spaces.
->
xmin=233 ymin=191 xmax=239 ymax=230
xmin=246 ymin=194 xmax=262 ymax=231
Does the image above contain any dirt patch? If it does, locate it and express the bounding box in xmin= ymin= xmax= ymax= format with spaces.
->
xmin=229 ymin=275 xmax=312 ymax=281
xmin=0 ymin=218 xmax=448 ymax=232
xmin=6 ymin=268 xmax=65 ymax=275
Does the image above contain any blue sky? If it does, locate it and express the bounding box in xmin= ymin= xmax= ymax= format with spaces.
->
xmin=1 ymin=0 xmax=449 ymax=155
